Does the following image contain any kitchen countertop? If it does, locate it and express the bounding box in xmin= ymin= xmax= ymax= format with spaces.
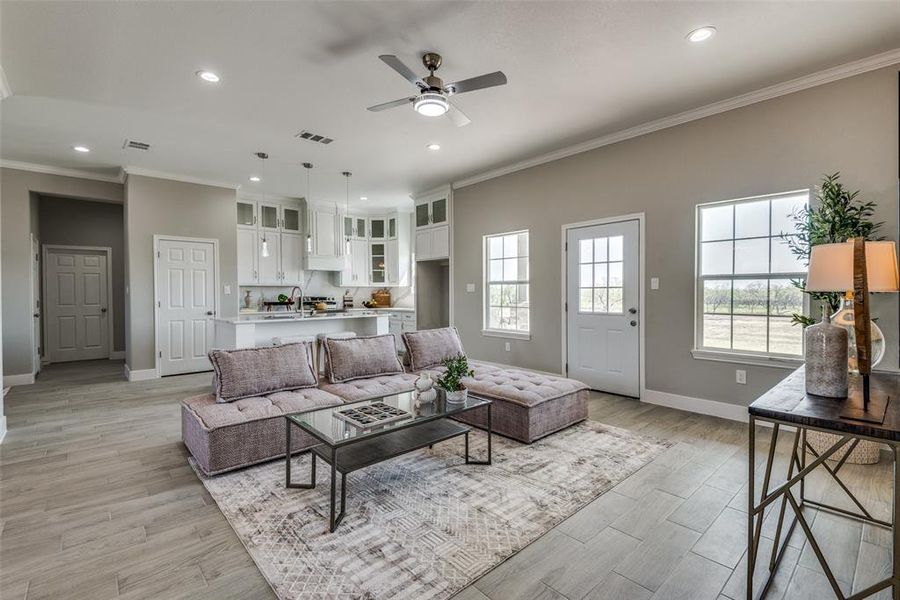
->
xmin=216 ymin=311 xmax=385 ymax=324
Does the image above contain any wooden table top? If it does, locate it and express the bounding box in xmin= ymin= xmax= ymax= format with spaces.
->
xmin=749 ymin=367 xmax=900 ymax=442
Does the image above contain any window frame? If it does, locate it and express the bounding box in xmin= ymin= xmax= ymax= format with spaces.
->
xmin=482 ymin=229 xmax=531 ymax=340
xmin=693 ymin=189 xmax=810 ymax=367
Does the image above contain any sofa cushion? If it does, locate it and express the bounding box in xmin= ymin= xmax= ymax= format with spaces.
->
xmin=209 ymin=343 xmax=317 ymax=403
xmin=319 ymin=373 xmax=418 ymax=403
xmin=323 ymin=334 xmax=404 ymax=384
xmin=182 ymin=387 xmax=343 ymax=430
xmin=403 ymin=327 xmax=466 ymax=371
xmin=434 ymin=360 xmax=589 ymax=408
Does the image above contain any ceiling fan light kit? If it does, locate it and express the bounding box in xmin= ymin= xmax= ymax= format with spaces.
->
xmin=367 ymin=52 xmax=506 ymax=127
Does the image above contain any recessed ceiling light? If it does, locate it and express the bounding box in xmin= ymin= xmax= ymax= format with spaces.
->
xmin=687 ymin=26 xmax=716 ymax=43
xmin=72 ymin=145 xmax=90 ymax=153
xmin=196 ymin=70 xmax=220 ymax=83
xmin=360 ymin=196 xmax=368 ymax=201
xmin=249 ymin=176 xmax=261 ymax=182
xmin=426 ymin=143 xmax=441 ymax=151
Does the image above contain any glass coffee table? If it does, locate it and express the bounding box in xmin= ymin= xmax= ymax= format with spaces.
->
xmin=285 ymin=391 xmax=492 ymax=532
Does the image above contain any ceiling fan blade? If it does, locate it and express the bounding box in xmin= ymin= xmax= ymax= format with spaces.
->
xmin=446 ymin=101 xmax=471 ymax=127
xmin=367 ymin=97 xmax=415 ymax=112
xmin=378 ymin=55 xmax=426 ymax=89
xmin=444 ymin=71 xmax=507 ymax=95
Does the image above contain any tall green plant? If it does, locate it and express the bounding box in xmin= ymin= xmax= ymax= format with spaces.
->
xmin=783 ymin=172 xmax=882 ymax=326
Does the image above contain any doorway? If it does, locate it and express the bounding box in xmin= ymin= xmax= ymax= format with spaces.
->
xmin=154 ymin=236 xmax=218 ymax=376
xmin=43 ymin=245 xmax=113 ymax=363
xmin=563 ymin=216 xmax=642 ymax=397
xmin=31 ymin=235 xmax=41 ymax=373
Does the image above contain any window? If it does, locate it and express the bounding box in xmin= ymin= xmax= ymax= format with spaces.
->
xmin=484 ymin=230 xmax=529 ymax=336
xmin=696 ymin=190 xmax=809 ymax=358
xmin=578 ymin=235 xmax=624 ymax=314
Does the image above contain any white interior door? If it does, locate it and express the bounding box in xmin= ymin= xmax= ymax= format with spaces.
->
xmin=566 ymin=219 xmax=640 ymax=397
xmin=45 ymin=247 xmax=109 ymax=363
xmin=32 ymin=236 xmax=42 ymax=372
xmin=157 ymin=238 xmax=216 ymax=376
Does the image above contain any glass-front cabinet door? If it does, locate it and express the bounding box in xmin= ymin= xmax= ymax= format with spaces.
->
xmin=344 ymin=216 xmax=353 ymax=238
xmin=415 ymin=202 xmax=430 ymax=228
xmin=431 ymin=198 xmax=447 ymax=225
xmin=259 ymin=203 xmax=280 ymax=231
xmin=354 ymin=217 xmax=367 ymax=240
xmin=388 ymin=217 xmax=397 ymax=239
xmin=282 ymin=206 xmax=301 ymax=232
xmin=370 ymin=243 xmax=386 ymax=284
xmin=237 ymin=201 xmax=256 ymax=228
xmin=370 ymin=218 xmax=386 ymax=240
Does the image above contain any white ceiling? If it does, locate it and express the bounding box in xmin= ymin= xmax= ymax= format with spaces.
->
xmin=1 ymin=1 xmax=899 ymax=209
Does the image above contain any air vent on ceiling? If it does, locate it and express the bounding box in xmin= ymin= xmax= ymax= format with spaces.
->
xmin=294 ymin=130 xmax=334 ymax=145
xmin=123 ymin=139 xmax=151 ymax=151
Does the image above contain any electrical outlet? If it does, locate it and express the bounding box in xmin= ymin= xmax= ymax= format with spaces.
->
xmin=224 ymin=285 xmax=231 ymax=295
xmin=650 ymin=277 xmax=660 ymax=290
xmin=466 ymin=283 xmax=476 ymax=293
xmin=504 ymin=342 xmax=511 ymax=352
xmin=736 ymin=369 xmax=747 ymax=385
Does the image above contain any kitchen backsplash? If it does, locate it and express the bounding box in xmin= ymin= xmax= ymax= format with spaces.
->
xmin=239 ymin=271 xmax=414 ymax=311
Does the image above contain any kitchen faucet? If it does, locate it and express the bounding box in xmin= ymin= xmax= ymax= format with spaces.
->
xmin=288 ymin=287 xmax=305 ymax=317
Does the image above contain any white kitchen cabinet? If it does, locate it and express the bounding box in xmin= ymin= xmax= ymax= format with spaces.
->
xmin=415 ymin=225 xmax=449 ymax=261
xmin=258 ymin=202 xmax=281 ymax=232
xmin=414 ymin=196 xmax=448 ymax=228
xmin=257 ymin=233 xmax=281 ymax=285
xmin=370 ymin=242 xmax=386 ymax=284
xmin=303 ymin=203 xmax=344 ymax=271
xmin=369 ymin=217 xmax=387 ymax=240
xmin=385 ymin=240 xmax=398 ymax=285
xmin=339 ymin=239 xmax=369 ymax=285
xmin=237 ymin=228 xmax=258 ymax=284
xmin=389 ymin=311 xmax=417 ymax=352
xmin=281 ymin=233 xmax=303 ymax=284
xmin=413 ymin=187 xmax=450 ymax=262
xmin=282 ymin=206 xmax=302 ymax=233
xmin=237 ymin=200 xmax=257 ymax=229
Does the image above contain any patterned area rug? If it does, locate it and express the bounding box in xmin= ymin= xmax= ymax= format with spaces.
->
xmin=193 ymin=421 xmax=671 ymax=600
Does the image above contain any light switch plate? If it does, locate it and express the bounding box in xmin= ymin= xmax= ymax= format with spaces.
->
xmin=466 ymin=283 xmax=476 ymax=293
xmin=736 ymin=369 xmax=747 ymax=385
xmin=504 ymin=342 xmax=511 ymax=352
xmin=650 ymin=277 xmax=660 ymax=290
xmin=224 ymin=285 xmax=232 ymax=295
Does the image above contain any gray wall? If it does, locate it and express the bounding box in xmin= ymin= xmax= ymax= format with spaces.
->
xmin=124 ymin=174 xmax=238 ymax=372
xmin=38 ymin=195 xmax=126 ymax=353
xmin=1 ymin=168 xmax=123 ymax=377
xmin=452 ymin=66 xmax=899 ymax=406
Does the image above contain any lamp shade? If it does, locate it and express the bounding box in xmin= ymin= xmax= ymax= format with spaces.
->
xmin=806 ymin=241 xmax=899 ymax=292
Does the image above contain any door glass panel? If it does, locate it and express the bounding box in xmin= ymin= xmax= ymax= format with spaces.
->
xmin=260 ymin=205 xmax=278 ymax=229
xmin=389 ymin=218 xmax=396 ymax=238
xmin=578 ymin=235 xmax=624 ymax=314
xmin=356 ymin=218 xmax=366 ymax=237
xmin=282 ymin=208 xmax=300 ymax=232
xmin=416 ymin=204 xmax=430 ymax=227
xmin=371 ymin=219 xmax=385 ymax=238
xmin=432 ymin=199 xmax=447 ymax=224
xmin=237 ymin=202 xmax=255 ymax=226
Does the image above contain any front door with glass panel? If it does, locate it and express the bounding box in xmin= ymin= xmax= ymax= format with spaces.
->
xmin=566 ymin=219 xmax=640 ymax=397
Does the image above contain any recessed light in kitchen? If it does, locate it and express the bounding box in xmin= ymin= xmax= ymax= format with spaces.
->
xmin=249 ymin=176 xmax=261 ymax=182
xmin=426 ymin=143 xmax=441 ymax=151
xmin=686 ymin=26 xmax=716 ymax=43
xmin=196 ymin=70 xmax=220 ymax=83
xmin=73 ymin=145 xmax=90 ymax=153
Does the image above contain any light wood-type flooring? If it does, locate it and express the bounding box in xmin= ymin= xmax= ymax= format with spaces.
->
xmin=1 ymin=360 xmax=893 ymax=600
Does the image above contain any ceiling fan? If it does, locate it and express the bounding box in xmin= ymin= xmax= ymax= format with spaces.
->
xmin=366 ymin=52 xmax=507 ymax=127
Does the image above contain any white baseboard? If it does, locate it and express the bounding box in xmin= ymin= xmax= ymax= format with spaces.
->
xmin=641 ymin=389 xmax=749 ymax=423
xmin=4 ymin=372 xmax=35 ymax=387
xmin=124 ymin=364 xmax=157 ymax=382
xmin=109 ymin=351 xmax=125 ymax=360
xmin=0 ymin=415 xmax=6 ymax=444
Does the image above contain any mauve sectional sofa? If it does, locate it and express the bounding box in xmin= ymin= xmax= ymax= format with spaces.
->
xmin=182 ymin=327 xmax=588 ymax=476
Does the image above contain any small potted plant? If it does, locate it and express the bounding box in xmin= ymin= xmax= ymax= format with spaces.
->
xmin=436 ymin=355 xmax=474 ymax=403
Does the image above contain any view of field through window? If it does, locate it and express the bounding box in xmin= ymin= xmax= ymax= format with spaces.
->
xmin=486 ymin=231 xmax=530 ymax=332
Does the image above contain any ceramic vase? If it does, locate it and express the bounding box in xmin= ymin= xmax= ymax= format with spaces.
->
xmin=444 ymin=388 xmax=468 ymax=403
xmin=805 ymin=306 xmax=849 ymax=398
xmin=415 ymin=372 xmax=437 ymax=404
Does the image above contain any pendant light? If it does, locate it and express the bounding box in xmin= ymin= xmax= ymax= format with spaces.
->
xmin=303 ymin=162 xmax=313 ymax=253
xmin=256 ymin=152 xmax=270 ymax=258
xmin=342 ymin=171 xmax=352 ymax=256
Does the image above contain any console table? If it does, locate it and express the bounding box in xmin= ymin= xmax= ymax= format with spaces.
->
xmin=747 ymin=366 xmax=899 ymax=599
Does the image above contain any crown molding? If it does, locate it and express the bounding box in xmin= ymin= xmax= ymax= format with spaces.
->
xmin=0 ymin=64 xmax=11 ymax=100
xmin=237 ymin=190 xmax=299 ymax=203
xmin=123 ymin=166 xmax=241 ymax=190
xmin=453 ymin=48 xmax=900 ymax=189
xmin=0 ymin=160 xmax=124 ymax=183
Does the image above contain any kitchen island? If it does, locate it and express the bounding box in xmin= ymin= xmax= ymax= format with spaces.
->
xmin=213 ymin=311 xmax=389 ymax=349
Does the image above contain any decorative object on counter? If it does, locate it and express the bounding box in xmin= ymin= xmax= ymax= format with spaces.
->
xmin=362 ymin=299 xmax=377 ymax=308
xmin=830 ymin=292 xmax=885 ymax=373
xmin=243 ymin=290 xmax=253 ymax=310
xmin=436 ymin=354 xmax=474 ymax=403
xmin=343 ymin=290 xmax=354 ymax=309
xmin=414 ymin=371 xmax=437 ymax=405
xmin=372 ymin=289 xmax=391 ymax=307
xmin=805 ymin=238 xmax=899 ymax=423
xmin=803 ymin=304 xmax=848 ymax=398
xmin=263 ymin=300 xmax=294 ymax=312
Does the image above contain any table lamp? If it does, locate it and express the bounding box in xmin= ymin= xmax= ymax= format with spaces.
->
xmin=806 ymin=238 xmax=899 ymax=423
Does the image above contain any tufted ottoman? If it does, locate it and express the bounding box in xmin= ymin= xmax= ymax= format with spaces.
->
xmin=319 ymin=373 xmax=417 ymax=403
xmin=438 ymin=360 xmax=589 ymax=443
xmin=182 ymin=388 xmax=344 ymax=475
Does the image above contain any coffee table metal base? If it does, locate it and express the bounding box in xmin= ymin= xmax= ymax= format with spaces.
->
xmin=286 ymin=412 xmax=492 ymax=532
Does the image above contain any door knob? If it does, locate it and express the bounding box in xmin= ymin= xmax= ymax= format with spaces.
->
xmin=33 ymin=313 xmax=40 ymax=318
xmin=628 ymin=307 xmax=637 ymax=314
xmin=206 ymin=310 xmax=215 ymax=316
xmin=630 ymin=320 xmax=638 ymax=327
xmin=101 ymin=308 xmax=107 ymax=313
